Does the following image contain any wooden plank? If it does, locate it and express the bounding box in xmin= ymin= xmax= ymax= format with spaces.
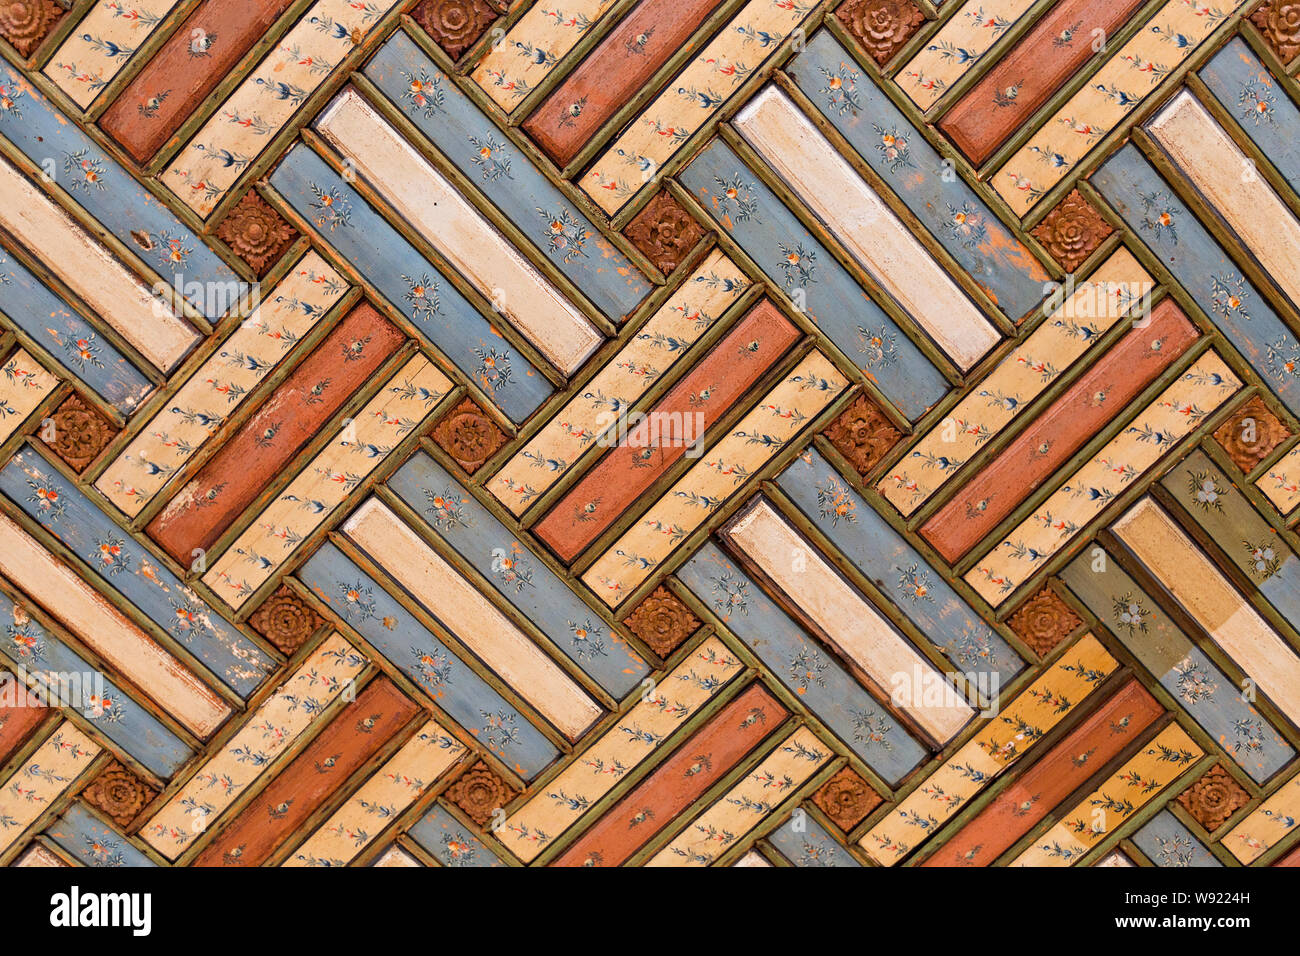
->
xmin=733 ymin=85 xmax=1001 ymax=370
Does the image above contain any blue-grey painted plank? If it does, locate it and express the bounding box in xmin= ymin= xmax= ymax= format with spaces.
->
xmin=364 ymin=31 xmax=650 ymax=321
xmin=407 ymin=803 xmax=506 ymax=866
xmin=269 ymin=144 xmax=551 ymax=424
xmin=1092 ymin=144 xmax=1300 ymax=419
xmin=0 ymin=66 xmax=242 ymax=324
xmin=297 ymin=541 xmax=559 ymax=780
xmin=778 ymin=448 xmax=1024 ymax=685
xmin=1162 ymin=450 xmax=1300 ymax=643
xmin=1132 ymin=810 xmax=1222 ymax=867
xmin=768 ymin=813 xmax=862 ymax=866
xmin=47 ymin=801 xmax=157 ymax=867
xmin=787 ymin=30 xmax=1051 ymax=322
xmin=0 ymin=590 xmax=192 ymax=779
xmin=0 ymin=245 xmax=153 ymax=413
xmin=1200 ymin=38 xmax=1300 ymax=193
xmin=1061 ymin=549 xmax=1294 ymax=783
xmin=386 ymin=451 xmax=648 ymax=699
xmin=679 ymin=137 xmax=947 ymax=421
xmin=678 ymin=541 xmax=928 ymax=786
xmin=0 ymin=444 xmax=275 ymax=698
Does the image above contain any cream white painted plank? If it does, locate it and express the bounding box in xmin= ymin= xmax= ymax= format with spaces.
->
xmin=1148 ymin=90 xmax=1300 ymax=308
xmin=1112 ymin=497 xmax=1300 ymax=727
xmin=723 ymin=498 xmax=974 ymax=743
xmin=0 ymin=514 xmax=230 ymax=738
xmin=732 ymin=86 xmax=1000 ymax=371
xmin=314 ymin=89 xmax=602 ymax=376
xmin=343 ymin=498 xmax=602 ymax=740
xmin=0 ymin=155 xmax=198 ymax=373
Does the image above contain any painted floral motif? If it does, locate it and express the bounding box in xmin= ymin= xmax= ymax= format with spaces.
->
xmin=777 ymin=241 xmax=817 ymax=288
xmin=872 ymin=123 xmax=913 ymax=172
xmin=538 ymin=207 xmax=588 ymax=262
xmin=942 ymin=201 xmax=988 ymax=251
xmin=474 ymin=346 xmax=513 ymax=392
xmin=62 ymin=149 xmax=107 ymax=191
xmin=816 ymin=477 xmax=856 ymax=526
xmin=468 ymin=134 xmax=513 ymax=180
xmin=1243 ymin=540 xmax=1280 ymax=580
xmin=846 ymin=325 xmax=896 ymax=372
xmin=1173 ymin=655 xmax=1218 ymax=704
xmin=714 ymin=173 xmax=759 ymax=221
xmin=401 ymin=68 xmax=445 ymax=117
xmin=1138 ymin=191 xmax=1179 ymax=243
xmin=1209 ymin=272 xmax=1250 ymax=321
xmin=402 ymin=273 xmax=441 ymax=320
xmin=1238 ymin=77 xmax=1275 ymax=124
xmin=789 ymin=647 xmax=828 ymax=692
xmin=819 ymin=62 xmax=862 ymax=115
xmin=308 ymin=182 xmax=352 ymax=230
xmin=1186 ymin=468 xmax=1226 ymax=511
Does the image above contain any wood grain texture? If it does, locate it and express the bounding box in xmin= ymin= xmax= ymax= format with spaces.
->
xmin=921 ymin=298 xmax=1199 ymax=563
xmin=534 ymin=298 xmax=800 ymax=562
xmin=938 ymin=0 xmax=1148 ymax=165
xmin=146 ymin=301 xmax=403 ymax=563
xmin=192 ymin=677 xmax=418 ymax=866
xmin=552 ymin=682 xmax=785 ymax=866
xmin=97 ymin=0 xmax=298 ymax=162
xmin=524 ymin=0 xmax=727 ymax=166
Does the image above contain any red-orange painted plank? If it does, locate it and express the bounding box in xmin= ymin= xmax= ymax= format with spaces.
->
xmin=922 ymin=679 xmax=1164 ymax=866
xmin=147 ymin=302 xmax=404 ymax=564
xmin=552 ymin=682 xmax=785 ymax=866
xmin=937 ymin=0 xmax=1147 ymax=166
xmin=0 ymin=675 xmax=48 ymax=765
xmin=98 ymin=0 xmax=298 ymax=164
xmin=534 ymin=299 xmax=800 ymax=563
xmin=523 ymin=0 xmax=727 ymax=167
xmin=920 ymin=299 xmax=1198 ymax=564
xmin=192 ymin=677 xmax=417 ymax=866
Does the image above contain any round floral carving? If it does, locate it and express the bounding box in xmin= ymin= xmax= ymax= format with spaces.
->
xmin=217 ymin=191 xmax=297 ymax=275
xmin=249 ymin=586 xmax=323 ymax=655
xmin=433 ymin=398 xmax=505 ymax=474
xmin=0 ymin=1 xmax=63 ymax=57
xmin=45 ymin=393 xmax=116 ymax=472
xmin=1178 ymin=765 xmax=1248 ymax=831
xmin=822 ymin=393 xmax=901 ymax=478
xmin=1031 ymin=189 xmax=1113 ymax=273
xmin=447 ymin=762 xmax=516 ymax=825
xmin=835 ymin=0 xmax=926 ymax=65
xmin=813 ymin=768 xmax=881 ymax=830
xmin=624 ymin=193 xmax=705 ymax=275
xmin=1007 ymin=588 xmax=1082 ymax=657
xmin=1213 ymin=396 xmax=1291 ymax=473
xmin=414 ymin=0 xmax=499 ymax=59
xmin=82 ymin=762 xmax=156 ymax=828
xmin=1254 ymin=0 xmax=1300 ymax=60
xmin=623 ymin=585 xmax=700 ymax=658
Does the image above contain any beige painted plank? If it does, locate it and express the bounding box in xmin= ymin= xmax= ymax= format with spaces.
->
xmin=283 ymin=718 xmax=465 ymax=867
xmin=314 ymin=88 xmax=602 ymax=376
xmin=140 ymin=631 xmax=365 ymax=860
xmin=0 ymin=349 xmax=58 ymax=445
xmin=645 ymin=725 xmax=831 ymax=866
xmin=0 ymin=722 xmax=99 ymax=857
xmin=732 ymin=85 xmax=1000 ymax=371
xmin=95 ymin=250 xmax=348 ymax=517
